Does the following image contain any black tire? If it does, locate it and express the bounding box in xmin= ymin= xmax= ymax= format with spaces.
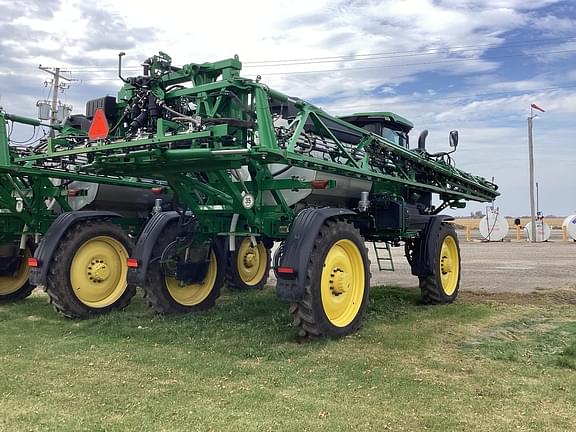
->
xmin=290 ymin=219 xmax=370 ymax=339
xmin=0 ymin=248 xmax=34 ymax=302
xmin=45 ymin=220 xmax=136 ymax=319
xmin=225 ymin=238 xmax=271 ymax=290
xmin=404 ymin=238 xmax=416 ymax=267
xmin=419 ymin=223 xmax=461 ymax=304
xmin=142 ymin=224 xmax=225 ymax=314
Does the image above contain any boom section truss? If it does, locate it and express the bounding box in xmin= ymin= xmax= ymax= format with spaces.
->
xmin=9 ymin=56 xmax=499 ymax=239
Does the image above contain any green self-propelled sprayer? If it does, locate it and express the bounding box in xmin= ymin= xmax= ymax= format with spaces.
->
xmin=11 ymin=52 xmax=498 ymax=337
xmin=0 ymin=112 xmax=171 ymax=315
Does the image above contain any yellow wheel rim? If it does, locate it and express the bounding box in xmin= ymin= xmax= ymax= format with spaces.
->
xmin=439 ymin=235 xmax=459 ymax=296
xmin=320 ymin=239 xmax=365 ymax=328
xmin=236 ymin=238 xmax=267 ymax=286
xmin=70 ymin=236 xmax=128 ymax=308
xmin=0 ymin=249 xmax=30 ymax=295
xmin=165 ymin=250 xmax=217 ymax=306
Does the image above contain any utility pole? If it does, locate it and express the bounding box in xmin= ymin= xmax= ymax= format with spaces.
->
xmin=38 ymin=65 xmax=72 ymax=137
xmin=527 ymin=103 xmax=545 ymax=243
xmin=536 ymin=182 xmax=540 ymax=215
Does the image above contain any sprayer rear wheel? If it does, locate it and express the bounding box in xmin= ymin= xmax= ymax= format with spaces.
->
xmin=0 ymin=248 xmax=33 ymax=302
xmin=45 ymin=220 xmax=135 ymax=318
xmin=142 ymin=224 xmax=225 ymax=314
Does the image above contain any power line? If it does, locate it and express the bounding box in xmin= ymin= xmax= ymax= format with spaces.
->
xmin=64 ymin=36 xmax=576 ymax=72
xmin=73 ymin=48 xmax=576 ymax=82
xmin=327 ymin=84 xmax=576 ymax=111
xmin=427 ymin=84 xmax=576 ymax=101
xmin=243 ymin=36 xmax=576 ymax=64
xmin=246 ymin=48 xmax=576 ymax=76
xmin=242 ymin=37 xmax=576 ymax=67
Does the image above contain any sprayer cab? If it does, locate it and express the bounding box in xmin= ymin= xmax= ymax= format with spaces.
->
xmin=340 ymin=112 xmax=413 ymax=148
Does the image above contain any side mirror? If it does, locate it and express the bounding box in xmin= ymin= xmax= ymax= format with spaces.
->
xmin=449 ymin=130 xmax=459 ymax=148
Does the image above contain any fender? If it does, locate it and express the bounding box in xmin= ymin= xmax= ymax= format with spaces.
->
xmin=410 ymin=214 xmax=455 ymax=277
xmin=127 ymin=211 xmax=180 ymax=286
xmin=276 ymin=207 xmax=356 ymax=302
xmin=29 ymin=211 xmax=122 ymax=286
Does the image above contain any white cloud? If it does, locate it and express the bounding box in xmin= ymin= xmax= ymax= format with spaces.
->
xmin=531 ymin=14 xmax=576 ymax=34
xmin=439 ymin=0 xmax=560 ymax=10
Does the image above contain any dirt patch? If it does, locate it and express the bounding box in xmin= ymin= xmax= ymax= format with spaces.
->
xmin=460 ymin=289 xmax=576 ymax=306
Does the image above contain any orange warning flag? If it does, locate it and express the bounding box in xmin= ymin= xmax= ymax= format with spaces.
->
xmin=88 ymin=108 xmax=110 ymax=141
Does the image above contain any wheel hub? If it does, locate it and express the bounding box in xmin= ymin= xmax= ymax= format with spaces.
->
xmin=438 ymin=234 xmax=459 ymax=296
xmin=329 ymin=268 xmax=348 ymax=296
xmin=320 ymin=238 xmax=365 ymax=328
xmin=88 ymin=260 xmax=110 ymax=283
xmin=235 ymin=239 xmax=268 ymax=287
xmin=441 ymin=256 xmax=452 ymax=274
xmin=243 ymin=250 xmax=257 ymax=268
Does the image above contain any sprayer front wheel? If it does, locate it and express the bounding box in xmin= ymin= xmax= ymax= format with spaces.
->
xmin=0 ymin=248 xmax=33 ymax=302
xmin=142 ymin=225 xmax=225 ymax=314
xmin=419 ymin=223 xmax=461 ymax=304
xmin=45 ymin=220 xmax=135 ymax=318
xmin=226 ymin=238 xmax=271 ymax=290
xmin=290 ymin=219 xmax=370 ymax=339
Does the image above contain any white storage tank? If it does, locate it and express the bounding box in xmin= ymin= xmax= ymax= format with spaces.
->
xmin=562 ymin=214 xmax=576 ymax=240
xmin=479 ymin=209 xmax=509 ymax=241
xmin=524 ymin=221 xmax=551 ymax=242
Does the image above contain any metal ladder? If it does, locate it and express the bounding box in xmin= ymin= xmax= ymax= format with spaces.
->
xmin=372 ymin=241 xmax=395 ymax=271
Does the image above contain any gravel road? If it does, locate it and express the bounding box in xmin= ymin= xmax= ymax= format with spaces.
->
xmin=269 ymin=238 xmax=576 ymax=294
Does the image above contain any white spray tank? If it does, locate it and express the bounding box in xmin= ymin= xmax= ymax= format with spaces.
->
xmin=524 ymin=220 xmax=551 ymax=242
xmin=237 ymin=115 xmax=374 ymax=208
xmin=562 ymin=214 xmax=576 ymax=241
xmin=478 ymin=207 xmax=509 ymax=241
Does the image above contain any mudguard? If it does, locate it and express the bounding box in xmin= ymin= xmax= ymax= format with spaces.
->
xmin=410 ymin=215 xmax=454 ymax=277
xmin=276 ymin=207 xmax=356 ymax=302
xmin=127 ymin=211 xmax=180 ymax=286
xmin=30 ymin=211 xmax=122 ymax=286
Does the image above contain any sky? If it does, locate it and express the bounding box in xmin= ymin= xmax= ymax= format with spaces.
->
xmin=0 ymin=0 xmax=574 ymax=217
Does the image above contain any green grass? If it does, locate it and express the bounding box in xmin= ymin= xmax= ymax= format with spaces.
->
xmin=462 ymin=315 xmax=576 ymax=369
xmin=1 ymin=287 xmax=576 ymax=431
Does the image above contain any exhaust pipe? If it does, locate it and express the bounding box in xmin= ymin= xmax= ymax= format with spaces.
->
xmin=418 ymin=130 xmax=428 ymax=152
